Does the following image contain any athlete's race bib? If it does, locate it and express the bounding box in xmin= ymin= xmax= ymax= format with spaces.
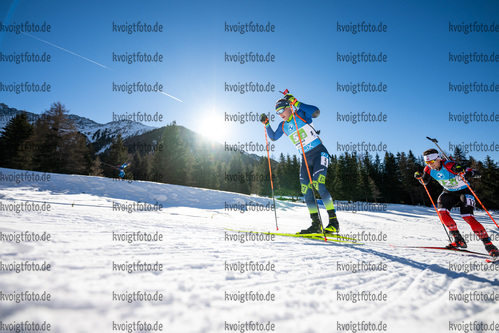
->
xmin=433 ymin=171 xmax=468 ymax=191
xmin=288 ymin=123 xmax=320 ymax=153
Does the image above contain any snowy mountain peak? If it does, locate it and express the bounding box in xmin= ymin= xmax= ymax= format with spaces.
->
xmin=0 ymin=103 xmax=157 ymax=149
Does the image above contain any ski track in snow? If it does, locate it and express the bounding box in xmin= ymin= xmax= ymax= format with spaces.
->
xmin=0 ymin=167 xmax=498 ymax=333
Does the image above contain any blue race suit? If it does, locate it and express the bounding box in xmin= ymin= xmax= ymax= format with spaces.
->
xmin=265 ymin=102 xmax=335 ymax=215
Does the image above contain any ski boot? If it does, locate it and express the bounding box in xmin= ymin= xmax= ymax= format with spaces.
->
xmin=482 ymin=237 xmax=499 ymax=257
xmin=446 ymin=231 xmax=467 ymax=249
xmin=324 ymin=209 xmax=339 ymax=233
xmin=298 ymin=213 xmax=322 ymax=234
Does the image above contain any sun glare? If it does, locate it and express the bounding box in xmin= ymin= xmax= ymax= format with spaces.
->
xmin=198 ymin=113 xmax=228 ymax=144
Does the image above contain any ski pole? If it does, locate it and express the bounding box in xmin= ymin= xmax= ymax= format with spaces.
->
xmin=416 ymin=175 xmax=452 ymax=243
xmin=457 ymin=172 xmax=499 ymax=229
xmin=281 ymin=89 xmax=327 ymax=242
xmin=101 ymin=161 xmax=120 ymax=170
xmin=426 ymin=137 xmax=499 ymax=229
xmin=263 ymin=125 xmax=279 ymax=231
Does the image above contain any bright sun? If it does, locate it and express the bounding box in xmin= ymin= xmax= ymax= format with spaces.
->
xmin=198 ymin=113 xmax=228 ymax=144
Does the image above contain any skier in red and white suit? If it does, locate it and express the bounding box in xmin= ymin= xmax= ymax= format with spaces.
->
xmin=415 ymin=148 xmax=498 ymax=257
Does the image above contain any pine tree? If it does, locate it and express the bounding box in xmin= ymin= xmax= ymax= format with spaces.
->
xmin=105 ymin=134 xmax=129 ymax=178
xmin=149 ymin=123 xmax=190 ymax=185
xmin=213 ymin=162 xmax=224 ymax=191
xmin=452 ymin=146 xmax=468 ymax=167
xmin=61 ymin=131 xmax=90 ymax=174
xmin=467 ymin=156 xmax=481 ymax=192
xmin=332 ymin=153 xmax=347 ymax=200
xmin=290 ymin=155 xmax=301 ymax=199
xmin=358 ymin=153 xmax=373 ymax=202
xmin=191 ymin=146 xmax=216 ymax=189
xmin=369 ymin=153 xmax=383 ymax=202
xmin=0 ymin=112 xmax=33 ymax=169
xmin=369 ymin=176 xmax=382 ymax=203
xmin=346 ymin=152 xmax=360 ymax=201
xmin=381 ymin=152 xmax=402 ymax=203
xmin=90 ymin=156 xmax=104 ymax=177
xmin=250 ymin=163 xmax=261 ymax=195
xmin=225 ymin=153 xmax=250 ymax=194
xmin=29 ymin=112 xmax=59 ymax=172
xmin=127 ymin=151 xmax=150 ymax=181
xmin=477 ymin=156 xmax=499 ymax=209
xmin=397 ymin=151 xmax=420 ymax=205
xmin=28 ymin=102 xmax=90 ymax=174
xmin=275 ymin=153 xmax=287 ymax=197
xmin=407 ymin=150 xmax=422 ymax=204
xmin=326 ymin=154 xmax=337 ymax=200
xmin=255 ymin=157 xmax=272 ymax=197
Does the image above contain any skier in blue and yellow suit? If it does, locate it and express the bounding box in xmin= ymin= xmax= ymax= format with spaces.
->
xmin=260 ymin=93 xmax=339 ymax=234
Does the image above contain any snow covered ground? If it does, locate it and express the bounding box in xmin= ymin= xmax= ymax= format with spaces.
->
xmin=1 ymin=167 xmax=498 ymax=333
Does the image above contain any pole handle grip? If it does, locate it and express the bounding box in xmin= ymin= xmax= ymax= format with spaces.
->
xmin=426 ymin=136 xmax=438 ymax=143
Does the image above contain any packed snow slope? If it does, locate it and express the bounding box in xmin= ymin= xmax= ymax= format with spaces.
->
xmin=1 ymin=167 xmax=498 ymax=333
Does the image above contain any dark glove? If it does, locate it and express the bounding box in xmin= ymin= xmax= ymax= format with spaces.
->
xmin=454 ymin=165 xmax=465 ymax=174
xmin=260 ymin=113 xmax=269 ymax=125
xmin=465 ymin=167 xmax=481 ymax=179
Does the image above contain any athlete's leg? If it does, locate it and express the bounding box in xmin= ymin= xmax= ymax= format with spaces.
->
xmin=310 ymin=152 xmax=338 ymax=232
xmin=438 ymin=192 xmax=466 ymax=248
xmin=298 ymin=158 xmax=321 ymax=234
xmin=459 ymin=193 xmax=498 ymax=256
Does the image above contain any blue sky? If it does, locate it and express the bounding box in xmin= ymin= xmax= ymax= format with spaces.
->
xmin=1 ymin=0 xmax=499 ymax=161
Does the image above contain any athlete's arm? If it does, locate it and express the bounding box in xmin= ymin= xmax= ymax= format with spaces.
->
xmin=265 ymin=121 xmax=284 ymax=141
xmin=297 ymin=102 xmax=320 ymax=119
xmin=421 ymin=165 xmax=432 ymax=185
xmin=446 ymin=161 xmax=481 ymax=179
